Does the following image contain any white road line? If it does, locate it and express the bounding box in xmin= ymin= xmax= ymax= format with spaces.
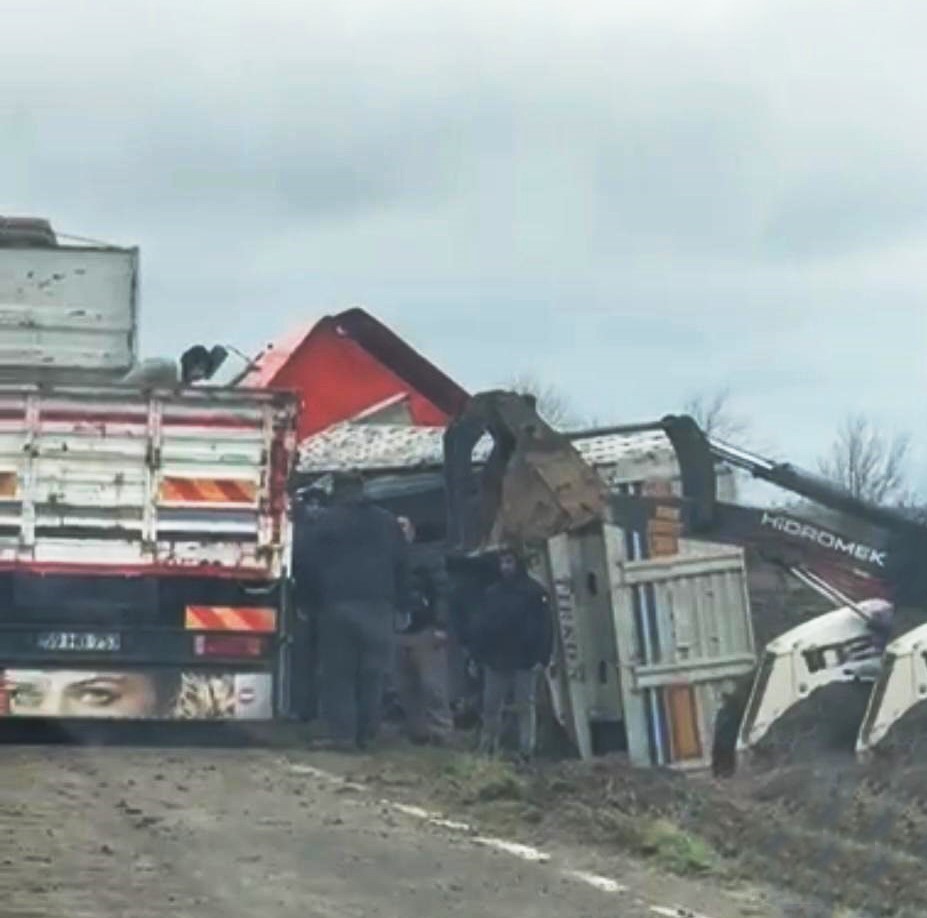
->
xmin=473 ymin=836 xmax=551 ymax=862
xmin=392 ymin=800 xmax=549 ymax=861
xmin=287 ymin=760 xmax=717 ymax=918
xmin=429 ymin=816 xmax=474 ymax=832
xmin=390 ymin=802 xmax=433 ymax=820
xmin=289 ymin=763 xmax=345 ymax=782
xmin=565 ymin=870 xmax=628 ymax=893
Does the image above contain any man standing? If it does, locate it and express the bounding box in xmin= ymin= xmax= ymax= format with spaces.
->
xmin=297 ymin=473 xmax=409 ymax=750
xmin=290 ymin=485 xmax=330 ymax=722
xmin=471 ymin=549 xmax=553 ymax=759
xmin=395 ymin=517 xmax=453 ymax=745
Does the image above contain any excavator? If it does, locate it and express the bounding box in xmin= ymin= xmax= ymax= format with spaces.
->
xmin=604 ymin=418 xmax=904 ymax=766
xmin=443 ymin=391 xmax=926 ymax=764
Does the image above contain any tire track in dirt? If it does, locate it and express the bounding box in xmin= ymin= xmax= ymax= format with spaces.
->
xmin=0 ymin=747 xmax=235 ymax=917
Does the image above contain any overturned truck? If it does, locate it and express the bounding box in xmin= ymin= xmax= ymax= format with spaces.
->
xmin=443 ymin=391 xmax=927 ymax=766
xmin=605 ymin=417 xmax=927 ymax=763
xmin=443 ymin=391 xmax=757 ymax=768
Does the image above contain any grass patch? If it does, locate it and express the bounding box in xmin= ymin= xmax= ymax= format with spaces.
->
xmin=640 ymin=819 xmax=718 ymax=876
xmin=360 ymin=746 xmax=718 ymax=879
xmin=440 ymin=753 xmax=528 ymax=804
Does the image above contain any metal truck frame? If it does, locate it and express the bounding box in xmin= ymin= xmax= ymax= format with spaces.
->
xmin=0 ymin=383 xmax=298 ymax=722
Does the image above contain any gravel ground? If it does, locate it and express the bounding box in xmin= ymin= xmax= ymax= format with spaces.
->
xmin=0 ymin=729 xmax=800 ymax=918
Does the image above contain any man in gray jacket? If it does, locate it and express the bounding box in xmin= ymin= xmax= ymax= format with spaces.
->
xmin=297 ymin=474 xmax=409 ymax=750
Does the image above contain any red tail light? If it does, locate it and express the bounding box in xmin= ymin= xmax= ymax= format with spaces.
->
xmin=194 ymin=635 xmax=265 ymax=658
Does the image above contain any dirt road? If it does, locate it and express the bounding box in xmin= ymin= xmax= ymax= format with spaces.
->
xmin=0 ymin=739 xmax=799 ymax=918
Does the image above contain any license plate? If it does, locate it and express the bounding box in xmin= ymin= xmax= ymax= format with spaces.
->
xmin=36 ymin=632 xmax=121 ymax=652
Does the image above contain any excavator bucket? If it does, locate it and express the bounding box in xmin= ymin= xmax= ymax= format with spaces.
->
xmin=857 ymin=624 xmax=927 ymax=758
xmin=443 ymin=390 xmax=607 ymax=552
xmin=737 ymin=599 xmax=892 ymax=755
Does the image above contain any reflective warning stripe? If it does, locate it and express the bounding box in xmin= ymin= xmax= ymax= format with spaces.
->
xmin=159 ymin=477 xmax=257 ymax=504
xmin=185 ymin=606 xmax=277 ymax=633
xmin=0 ymin=472 xmax=16 ymax=499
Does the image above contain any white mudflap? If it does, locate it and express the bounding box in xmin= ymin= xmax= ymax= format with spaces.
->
xmin=737 ymin=599 xmax=891 ymax=752
xmin=857 ymin=623 xmax=927 ymax=756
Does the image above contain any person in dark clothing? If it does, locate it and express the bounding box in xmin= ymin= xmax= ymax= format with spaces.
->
xmin=297 ymin=474 xmax=409 ymax=750
xmin=290 ymin=485 xmax=331 ymax=721
xmin=446 ymin=552 xmax=500 ymax=727
xmin=470 ymin=549 xmax=553 ymax=758
xmin=711 ymin=674 xmax=753 ymax=778
xmin=395 ymin=517 xmax=453 ymax=744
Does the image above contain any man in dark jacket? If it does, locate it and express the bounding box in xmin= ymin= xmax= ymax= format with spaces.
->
xmin=297 ymin=474 xmax=409 ymax=750
xmin=395 ymin=517 xmax=453 ymax=744
xmin=290 ymin=484 xmax=333 ymax=722
xmin=470 ymin=548 xmax=553 ymax=758
xmin=446 ymin=553 xmax=498 ymax=726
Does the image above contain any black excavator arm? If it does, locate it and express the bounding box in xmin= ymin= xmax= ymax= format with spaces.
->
xmin=650 ymin=416 xmax=927 ymax=603
xmin=604 ymin=413 xmax=897 ymax=603
xmin=687 ymin=423 xmax=918 ymax=535
xmin=607 ymin=490 xmax=891 ymax=603
xmin=442 ymin=392 xmax=922 ymax=598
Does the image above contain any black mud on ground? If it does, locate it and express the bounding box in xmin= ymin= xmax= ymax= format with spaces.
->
xmin=360 ymin=744 xmax=927 ymax=916
xmin=358 ymin=563 xmax=927 ymax=915
xmin=692 ymin=566 xmax=927 ymax=913
xmin=494 ymin=568 xmax=927 ymax=915
xmin=532 ymin=757 xmax=927 ymax=916
xmin=747 ymin=682 xmax=872 ymax=767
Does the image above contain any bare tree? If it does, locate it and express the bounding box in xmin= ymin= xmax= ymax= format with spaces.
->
xmin=503 ymin=372 xmax=580 ymax=429
xmin=683 ymin=388 xmax=748 ymax=441
xmin=818 ymin=414 xmax=911 ymax=505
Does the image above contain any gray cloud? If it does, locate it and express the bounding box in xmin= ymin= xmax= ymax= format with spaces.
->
xmin=3 ymin=1 xmax=927 ymax=489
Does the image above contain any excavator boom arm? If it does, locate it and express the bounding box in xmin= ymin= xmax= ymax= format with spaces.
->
xmin=607 ymin=492 xmax=892 ymax=601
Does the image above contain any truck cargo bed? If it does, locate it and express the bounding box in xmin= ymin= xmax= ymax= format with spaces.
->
xmin=0 ymin=385 xmax=297 ymax=578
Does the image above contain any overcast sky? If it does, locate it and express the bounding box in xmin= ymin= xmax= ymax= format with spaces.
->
xmin=4 ymin=1 xmax=926 ymax=488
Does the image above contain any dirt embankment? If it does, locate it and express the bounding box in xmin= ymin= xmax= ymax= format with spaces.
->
xmin=367 ymin=553 xmax=927 ymax=916
xmin=352 ymin=744 xmax=927 ymax=917
xmin=337 ymin=558 xmax=927 ymax=916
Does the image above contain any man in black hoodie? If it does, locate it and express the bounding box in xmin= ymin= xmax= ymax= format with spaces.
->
xmin=470 ymin=549 xmax=553 ymax=758
xmin=296 ymin=474 xmax=409 ymax=750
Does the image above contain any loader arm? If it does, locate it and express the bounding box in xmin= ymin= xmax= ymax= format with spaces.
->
xmin=738 ymin=600 xmax=892 ymax=752
xmin=442 ymin=397 xmax=919 ymax=759
xmin=857 ymin=624 xmax=927 ymax=757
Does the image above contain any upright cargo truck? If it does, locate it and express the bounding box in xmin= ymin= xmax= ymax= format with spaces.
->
xmin=0 ymin=220 xmax=299 ymax=722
